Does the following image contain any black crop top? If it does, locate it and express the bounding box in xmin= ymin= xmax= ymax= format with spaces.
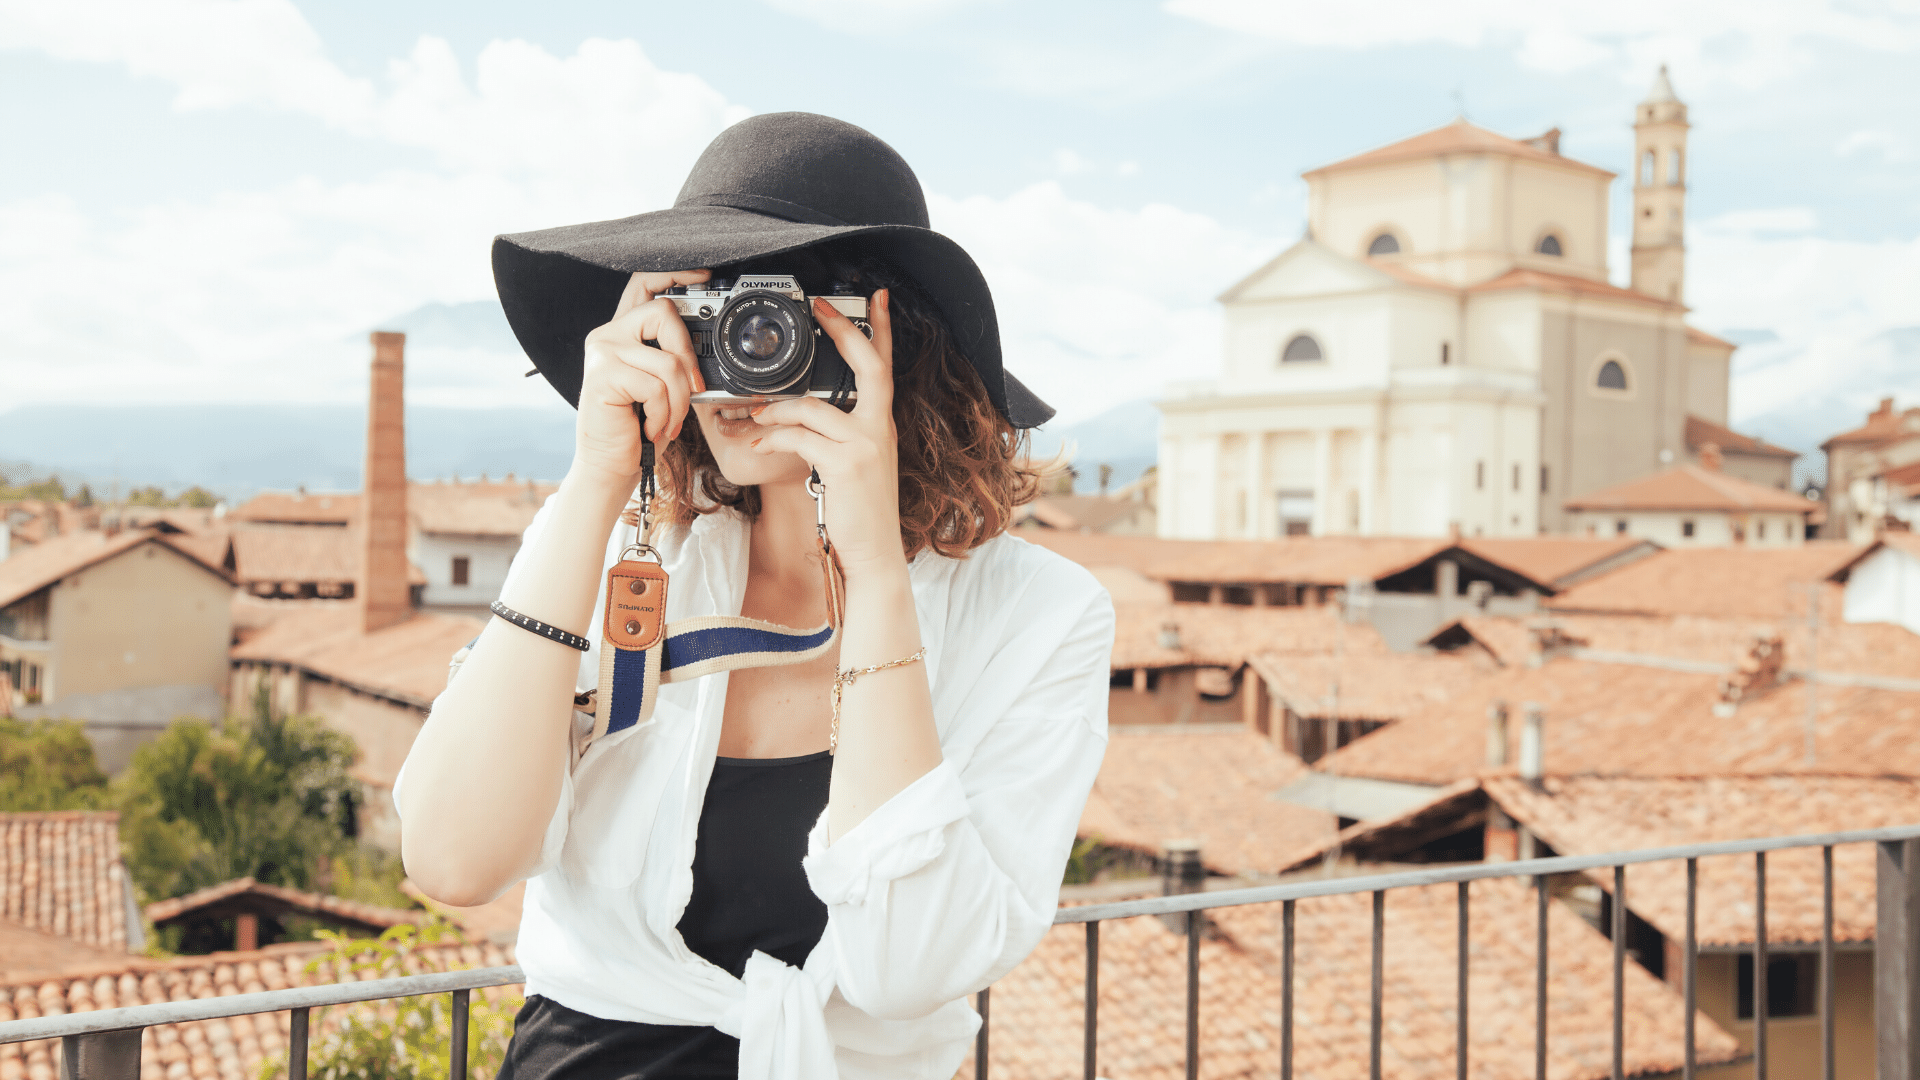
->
xmin=498 ymin=751 xmax=833 ymax=1080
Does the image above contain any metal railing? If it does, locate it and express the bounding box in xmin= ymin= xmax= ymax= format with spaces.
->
xmin=975 ymin=823 xmax=1920 ymax=1080
xmin=7 ymin=825 xmax=1920 ymax=1079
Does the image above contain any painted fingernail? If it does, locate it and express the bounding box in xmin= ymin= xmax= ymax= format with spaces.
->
xmin=749 ymin=438 xmax=763 ymax=448
xmin=750 ymin=405 xmax=769 ymax=416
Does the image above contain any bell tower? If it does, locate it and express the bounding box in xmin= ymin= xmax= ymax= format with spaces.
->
xmin=1630 ymin=65 xmax=1689 ymax=303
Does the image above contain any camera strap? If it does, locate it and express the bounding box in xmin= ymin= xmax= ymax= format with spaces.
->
xmin=589 ymin=442 xmax=844 ymax=746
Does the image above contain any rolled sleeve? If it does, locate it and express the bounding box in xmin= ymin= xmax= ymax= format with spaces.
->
xmin=802 ymin=761 xmax=972 ymax=907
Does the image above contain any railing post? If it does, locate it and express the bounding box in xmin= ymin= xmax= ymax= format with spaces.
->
xmin=451 ymin=989 xmax=470 ymax=1080
xmin=975 ymin=988 xmax=990 ymax=1080
xmin=289 ymin=1007 xmax=309 ymax=1080
xmin=1878 ymin=838 xmax=1920 ymax=1080
xmin=59 ymin=1028 xmax=142 ymax=1080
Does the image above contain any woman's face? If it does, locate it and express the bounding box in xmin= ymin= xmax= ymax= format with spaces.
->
xmin=692 ymin=402 xmax=814 ymax=488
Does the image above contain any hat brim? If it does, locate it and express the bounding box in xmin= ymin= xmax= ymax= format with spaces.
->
xmin=492 ymin=204 xmax=1053 ymax=429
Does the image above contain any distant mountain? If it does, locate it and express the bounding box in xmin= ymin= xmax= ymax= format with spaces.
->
xmin=1730 ymin=325 xmax=1920 ymax=484
xmin=370 ymin=299 xmax=521 ymax=352
xmin=0 ymin=405 xmax=575 ymax=500
xmin=1031 ymin=399 xmax=1160 ymax=493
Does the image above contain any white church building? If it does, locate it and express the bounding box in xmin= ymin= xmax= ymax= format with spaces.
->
xmin=1158 ymin=68 xmax=1742 ymax=540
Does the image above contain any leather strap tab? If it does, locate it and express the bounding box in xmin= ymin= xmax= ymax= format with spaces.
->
xmin=606 ymin=560 xmax=670 ymax=649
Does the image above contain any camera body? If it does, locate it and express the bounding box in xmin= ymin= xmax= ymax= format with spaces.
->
xmin=667 ymin=276 xmax=871 ymax=405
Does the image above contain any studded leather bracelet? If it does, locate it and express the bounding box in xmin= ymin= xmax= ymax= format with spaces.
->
xmin=490 ymin=600 xmax=591 ymax=652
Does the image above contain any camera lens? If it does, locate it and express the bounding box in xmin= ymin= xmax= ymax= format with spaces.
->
xmin=735 ymin=314 xmax=785 ymax=363
xmin=714 ymin=290 xmax=813 ymax=393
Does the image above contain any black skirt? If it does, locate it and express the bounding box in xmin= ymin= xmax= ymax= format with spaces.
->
xmin=498 ymin=751 xmax=833 ymax=1080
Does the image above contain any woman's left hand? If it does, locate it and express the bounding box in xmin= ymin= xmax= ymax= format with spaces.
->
xmin=749 ymin=289 xmax=904 ymax=576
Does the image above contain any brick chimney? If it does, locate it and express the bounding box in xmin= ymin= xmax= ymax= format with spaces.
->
xmin=1698 ymin=442 xmax=1723 ymax=472
xmin=1160 ymin=840 xmax=1206 ymax=935
xmin=359 ymin=332 xmax=411 ymax=634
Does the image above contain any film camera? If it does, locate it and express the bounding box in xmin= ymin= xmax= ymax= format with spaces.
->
xmin=666 ymin=275 xmax=871 ymax=404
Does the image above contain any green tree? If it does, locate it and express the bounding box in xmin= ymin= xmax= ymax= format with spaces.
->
xmin=0 ymin=718 xmax=110 ymax=811
xmin=115 ymin=698 xmax=364 ymax=903
xmin=259 ymin=917 xmax=520 ymax=1080
xmin=73 ymin=484 xmax=94 ymax=508
xmin=176 ymin=486 xmax=220 ymax=508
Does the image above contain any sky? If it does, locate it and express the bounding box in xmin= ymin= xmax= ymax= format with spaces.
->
xmin=2 ymin=0 xmax=1918 ymax=440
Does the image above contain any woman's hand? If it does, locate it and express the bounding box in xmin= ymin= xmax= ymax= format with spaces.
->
xmin=748 ymin=289 xmax=904 ymax=575
xmin=573 ymin=269 xmax=711 ymax=490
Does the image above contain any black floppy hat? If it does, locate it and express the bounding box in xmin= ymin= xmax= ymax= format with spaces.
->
xmin=492 ymin=112 xmax=1053 ymax=429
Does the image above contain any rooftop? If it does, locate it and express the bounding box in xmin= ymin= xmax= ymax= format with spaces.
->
xmin=1303 ymin=119 xmax=1616 ymax=180
xmin=229 ymin=605 xmax=484 ymax=709
xmin=1455 ymin=536 xmax=1659 ymax=589
xmin=1110 ymin=602 xmax=1382 ymax=670
xmin=1563 ymin=464 xmax=1815 ymax=514
xmin=0 ymin=812 xmax=137 ymax=955
xmin=1822 ymin=398 xmax=1920 ymax=449
xmin=1079 ymin=724 xmax=1332 ymax=877
xmin=1286 ymin=774 xmax=1920 ymax=948
xmin=0 ymin=529 xmax=232 ymax=610
xmin=145 ymin=877 xmax=420 ymax=936
xmin=1321 ymin=651 xmax=1920 ymax=786
xmin=973 ymin=880 xmax=1737 ymax=1079
xmin=1467 ymin=267 xmax=1679 ymax=310
xmin=1548 ymin=543 xmax=1863 ymax=618
xmin=1683 ymin=414 xmax=1798 ymax=460
xmin=1025 ymin=531 xmax=1457 ymax=587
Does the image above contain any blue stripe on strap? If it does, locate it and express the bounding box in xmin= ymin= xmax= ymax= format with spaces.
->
xmin=662 ymin=623 xmax=835 ymax=673
xmin=606 ymin=643 xmax=650 ymax=736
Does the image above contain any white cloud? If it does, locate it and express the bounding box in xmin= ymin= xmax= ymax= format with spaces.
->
xmin=931 ymin=182 xmax=1280 ymax=425
xmin=0 ymin=5 xmax=748 ymax=408
xmin=0 ymin=0 xmax=1272 ymax=428
xmin=1163 ymin=0 xmax=1920 ymax=89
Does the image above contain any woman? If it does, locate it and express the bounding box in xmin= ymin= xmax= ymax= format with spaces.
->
xmin=395 ymin=113 xmax=1113 ymax=1080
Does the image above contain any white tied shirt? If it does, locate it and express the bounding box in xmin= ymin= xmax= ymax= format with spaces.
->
xmin=396 ymin=505 xmax=1114 ymax=1080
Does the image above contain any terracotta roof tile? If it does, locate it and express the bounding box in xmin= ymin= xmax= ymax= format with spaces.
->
xmin=1878 ymin=461 xmax=1920 ymax=496
xmin=1486 ymin=774 xmax=1920 ymax=947
xmin=0 ymin=938 xmax=518 ymax=1080
xmin=229 ymin=606 xmax=483 ymax=708
xmin=1024 ymin=531 xmax=1451 ymax=587
xmin=0 ymin=530 xmax=231 ymax=610
xmin=1468 ymin=268 xmax=1677 ymax=309
xmin=0 ymin=920 xmax=150 ymax=984
xmin=1683 ymin=415 xmax=1797 ymax=460
xmin=1563 ymin=464 xmax=1815 ymax=514
xmin=1303 ymin=119 xmax=1616 ymax=180
xmin=1112 ymin=602 xmax=1384 ymax=670
xmin=1251 ymin=647 xmax=1507 ymax=722
xmin=1081 ymin=726 xmax=1334 ymax=876
xmin=229 ymin=492 xmax=359 ymax=525
xmin=1014 ymin=495 xmax=1152 ymax=534
xmin=1455 ymin=536 xmax=1658 ymax=588
xmin=0 ymin=813 xmax=134 ymax=955
xmin=1548 ymin=544 xmax=1863 ymax=618
xmin=145 ymin=878 xmax=419 ymax=933
xmin=409 ymin=481 xmax=554 ymax=538
xmin=1322 ymin=653 xmax=1920 ymax=786
xmin=968 ymin=881 xmax=1737 ymax=1079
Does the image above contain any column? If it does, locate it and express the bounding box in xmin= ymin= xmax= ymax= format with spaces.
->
xmin=1246 ymin=432 xmax=1266 ymax=538
xmin=1311 ymin=429 xmax=1333 ymax=537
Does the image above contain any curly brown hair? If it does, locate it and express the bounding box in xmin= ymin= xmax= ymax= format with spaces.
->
xmin=654 ymin=244 xmax=1046 ymax=559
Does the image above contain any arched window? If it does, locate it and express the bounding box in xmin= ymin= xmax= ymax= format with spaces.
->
xmin=1366 ymin=233 xmax=1401 ymax=256
xmin=1641 ymin=150 xmax=1655 ymax=186
xmin=1282 ymin=334 xmax=1323 ymax=363
xmin=1536 ymin=234 xmax=1563 ymax=256
xmin=1668 ymin=149 xmax=1684 ymax=186
xmin=1596 ymin=359 xmax=1628 ymax=390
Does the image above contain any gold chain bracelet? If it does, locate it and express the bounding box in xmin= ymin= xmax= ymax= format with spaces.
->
xmin=829 ymin=646 xmax=927 ymax=754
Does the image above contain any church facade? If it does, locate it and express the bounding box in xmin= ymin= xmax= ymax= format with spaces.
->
xmin=1158 ymin=69 xmax=1739 ymax=540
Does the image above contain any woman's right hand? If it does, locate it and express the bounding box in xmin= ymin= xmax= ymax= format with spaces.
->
xmin=573 ymin=269 xmax=712 ymax=489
